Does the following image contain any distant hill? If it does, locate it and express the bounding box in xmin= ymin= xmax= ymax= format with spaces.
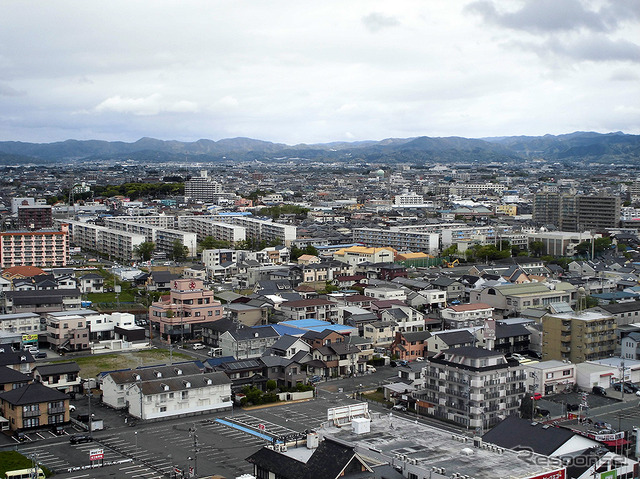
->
xmin=0 ymin=131 xmax=638 ymax=164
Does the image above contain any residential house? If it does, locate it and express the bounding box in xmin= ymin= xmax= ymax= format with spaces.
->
xmin=46 ymin=312 xmax=90 ymax=352
xmin=77 ymin=273 xmax=104 ymax=294
xmin=226 ymin=303 xmax=267 ymax=327
xmin=390 ymin=330 xmax=430 ymax=361
xmin=146 ymin=270 xmax=181 ymax=291
xmin=311 ymin=341 xmax=361 ymax=377
xmin=261 ymin=356 xmax=307 ymax=388
xmin=430 ymin=277 xmax=465 ymax=300
xmin=32 ymin=362 xmax=81 ymax=394
xmin=380 ymin=305 xmax=425 ymax=332
xmin=0 ymin=382 xmax=70 ymax=431
xmin=218 ymin=326 xmax=281 ymax=359
xmin=215 ymin=358 xmax=267 ymax=392
xmin=363 ymin=286 xmax=406 ymax=302
xmin=426 ymin=330 xmax=476 ymax=354
xmin=523 ymin=360 xmax=577 ymax=396
xmin=0 ymin=366 xmax=31 ymax=392
xmin=1 ymin=288 xmax=82 ymax=315
xmin=0 ymin=349 xmax=34 ymax=374
xmin=594 ymin=302 xmax=640 ymax=327
xmin=267 ymin=335 xmax=311 ymax=359
xmin=362 ymin=320 xmax=397 ymax=348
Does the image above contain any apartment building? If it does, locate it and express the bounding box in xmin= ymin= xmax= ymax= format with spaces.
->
xmin=352 ymin=228 xmax=439 ymax=255
xmin=66 ymin=220 xmax=145 ymax=261
xmin=542 ymin=310 xmax=616 ymax=362
xmin=418 ymin=346 xmax=526 ymax=430
xmin=280 ymin=299 xmax=339 ymax=322
xmin=1 ymin=289 xmax=82 ymax=315
xmin=184 ymin=170 xmax=224 ymax=201
xmin=177 ymin=216 xmax=246 ymax=243
xmin=0 ymin=227 xmax=69 ymax=268
xmin=17 ymin=205 xmax=53 ymax=230
xmin=213 ymin=214 xmax=296 ymax=246
xmin=533 ymin=193 xmax=621 ymax=232
xmin=104 ymin=218 xmax=197 ymax=257
xmin=0 ymin=312 xmax=44 ymax=336
xmin=473 ymin=282 xmax=576 ymax=317
xmin=0 ymin=382 xmax=70 ymax=431
xmin=441 ymin=303 xmax=494 ymax=329
xmin=46 ymin=312 xmax=90 ymax=352
xmin=149 ymin=279 xmax=223 ymax=342
xmin=523 ymin=360 xmax=577 ymax=396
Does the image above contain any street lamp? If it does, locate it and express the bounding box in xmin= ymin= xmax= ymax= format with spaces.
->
xmin=134 ymin=431 xmax=138 ymax=456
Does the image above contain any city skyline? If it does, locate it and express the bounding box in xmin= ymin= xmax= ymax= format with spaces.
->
xmin=1 ymin=0 xmax=639 ymax=144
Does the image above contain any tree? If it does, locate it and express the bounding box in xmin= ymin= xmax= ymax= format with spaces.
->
xmin=198 ymin=236 xmax=230 ymax=252
xmin=519 ymin=395 xmax=534 ymax=420
xmin=529 ymin=241 xmax=544 ymax=257
xmin=171 ymin=240 xmax=188 ymax=262
xmin=575 ymin=237 xmax=612 ymax=257
xmin=441 ymin=244 xmax=458 ymax=257
xmin=134 ymin=242 xmax=156 ymax=261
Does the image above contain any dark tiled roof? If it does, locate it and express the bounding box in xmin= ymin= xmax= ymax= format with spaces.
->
xmin=0 ymin=382 xmax=68 ymax=405
xmin=0 ymin=366 xmax=31 ymax=385
xmin=495 ymin=323 xmax=531 ymax=339
xmin=0 ymin=350 xmax=34 ymax=367
xmin=33 ymin=362 xmax=80 ymax=376
xmin=107 ymin=362 xmax=202 ymax=385
xmin=139 ymin=372 xmax=230 ymax=395
xmin=434 ymin=330 xmax=475 ymax=346
xmin=400 ymin=330 xmax=431 ymax=342
xmin=482 ymin=415 xmax=581 ymax=456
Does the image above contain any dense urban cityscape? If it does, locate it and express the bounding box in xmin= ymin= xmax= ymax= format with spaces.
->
xmin=0 ymin=136 xmax=640 ymax=478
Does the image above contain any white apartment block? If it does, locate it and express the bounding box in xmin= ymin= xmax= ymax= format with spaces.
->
xmin=0 ymin=312 xmax=44 ymax=335
xmin=177 ymin=216 xmax=246 ymax=243
xmin=213 ymin=215 xmax=296 ymax=246
xmin=109 ymin=215 xmax=178 ymax=228
xmin=441 ymin=303 xmax=494 ymax=329
xmin=66 ymin=220 xmax=145 ymax=261
xmin=363 ymin=286 xmax=407 ymax=301
xmin=393 ymin=192 xmax=426 ymax=206
xmin=184 ymin=171 xmax=224 ymax=202
xmin=104 ymin=218 xmax=197 ymax=257
xmin=352 ymin=228 xmax=439 ymax=255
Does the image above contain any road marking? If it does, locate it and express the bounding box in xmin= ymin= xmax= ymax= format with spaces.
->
xmin=66 ymin=475 xmax=90 ymax=479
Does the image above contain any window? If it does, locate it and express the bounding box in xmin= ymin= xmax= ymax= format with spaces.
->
xmin=563 ymin=370 xmax=571 ymax=376
xmin=159 ymin=406 xmax=167 ymax=412
xmin=181 ymin=391 xmax=189 ymax=399
xmin=546 ymin=372 xmax=554 ymax=379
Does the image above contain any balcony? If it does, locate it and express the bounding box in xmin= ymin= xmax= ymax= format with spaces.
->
xmin=48 ymin=406 xmax=66 ymax=414
xmin=22 ymin=409 xmax=40 ymax=418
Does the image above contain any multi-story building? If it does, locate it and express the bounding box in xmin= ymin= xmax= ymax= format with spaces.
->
xmin=393 ymin=192 xmax=426 ymax=206
xmin=533 ymin=193 xmax=621 ymax=232
xmin=65 ymin=220 xmax=145 ymax=261
xmin=149 ymin=279 xmax=223 ymax=342
xmin=280 ymin=299 xmax=339 ymax=322
xmin=104 ymin=218 xmax=197 ymax=257
xmin=523 ymin=360 xmax=577 ymax=396
xmin=185 ymin=170 xmax=224 ymax=201
xmin=46 ymin=312 xmax=90 ymax=352
xmin=213 ymin=214 xmax=296 ymax=246
xmin=0 ymin=312 xmax=44 ymax=336
xmin=177 ymin=216 xmax=246 ymax=244
xmin=440 ymin=303 xmax=494 ymax=329
xmin=0 ymin=382 xmax=70 ymax=431
xmin=2 ymin=289 xmax=82 ymax=315
xmin=0 ymin=227 xmax=69 ymax=268
xmin=352 ymin=228 xmax=439 ymax=255
xmin=17 ymin=205 xmax=53 ymax=230
xmin=473 ymin=282 xmax=576 ymax=317
xmin=542 ymin=310 xmax=616 ymax=362
xmin=419 ymin=346 xmax=526 ymax=430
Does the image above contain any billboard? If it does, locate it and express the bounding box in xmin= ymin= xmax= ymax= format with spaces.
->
xmin=21 ymin=334 xmax=38 ymax=343
xmin=524 ymin=469 xmax=565 ymax=479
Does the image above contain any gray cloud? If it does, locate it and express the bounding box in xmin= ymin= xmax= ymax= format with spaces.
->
xmin=362 ymin=12 xmax=400 ymax=33
xmin=0 ymin=83 xmax=25 ymax=97
xmin=466 ymin=0 xmax=618 ymax=33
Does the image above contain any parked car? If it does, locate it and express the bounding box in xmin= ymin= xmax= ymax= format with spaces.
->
xmin=69 ymin=434 xmax=93 ymax=444
xmin=52 ymin=426 xmax=65 ymax=435
xmin=415 ymin=357 xmax=425 ymax=362
xmin=69 ymin=404 xmax=76 ymax=412
xmin=592 ymin=386 xmax=607 ymax=396
xmin=531 ymin=392 xmax=542 ymax=401
xmin=192 ymin=343 xmax=205 ymax=350
xmin=365 ymin=365 xmax=376 ymax=373
xmin=509 ymin=353 xmax=525 ymax=361
xmin=392 ymin=404 xmax=407 ymax=412
xmin=15 ymin=431 xmax=27 ymax=442
xmin=309 ymin=375 xmax=322 ymax=383
xmin=613 ymin=382 xmax=635 ymax=394
xmin=566 ymin=403 xmax=580 ymax=411
xmin=34 ymin=351 xmax=47 ymax=359
xmin=535 ymin=408 xmax=550 ymax=417
xmin=397 ymin=360 xmax=409 ymax=367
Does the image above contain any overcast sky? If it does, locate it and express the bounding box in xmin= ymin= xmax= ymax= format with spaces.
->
xmin=1 ymin=0 xmax=639 ymax=144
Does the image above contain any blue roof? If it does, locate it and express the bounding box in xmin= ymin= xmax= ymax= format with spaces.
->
xmin=205 ymin=356 xmax=236 ymax=367
xmin=254 ymin=323 xmax=304 ymax=336
xmin=216 ymin=212 xmax=252 ymax=216
xmin=279 ymin=319 xmax=356 ymax=334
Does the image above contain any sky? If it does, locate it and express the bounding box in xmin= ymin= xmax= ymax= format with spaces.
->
xmin=1 ymin=0 xmax=639 ymax=145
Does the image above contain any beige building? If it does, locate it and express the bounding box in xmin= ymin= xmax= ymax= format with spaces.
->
xmin=542 ymin=311 xmax=616 ymax=363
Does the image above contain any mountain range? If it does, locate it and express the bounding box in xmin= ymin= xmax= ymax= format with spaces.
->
xmin=0 ymin=131 xmax=638 ymax=165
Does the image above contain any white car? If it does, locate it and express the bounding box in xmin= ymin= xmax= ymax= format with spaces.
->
xmin=69 ymin=405 xmax=76 ymax=412
xmin=510 ymin=353 xmax=525 ymax=361
xmin=192 ymin=343 xmax=205 ymax=350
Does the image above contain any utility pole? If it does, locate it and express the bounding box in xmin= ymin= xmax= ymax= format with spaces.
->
xmin=88 ymin=387 xmax=92 ymax=436
xmin=190 ymin=425 xmax=199 ymax=478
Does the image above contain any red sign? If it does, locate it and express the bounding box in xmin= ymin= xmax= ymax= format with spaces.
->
xmin=258 ymin=424 xmax=265 ymax=431
xmin=89 ymin=448 xmax=104 ymax=461
xmin=524 ymin=469 xmax=565 ymax=479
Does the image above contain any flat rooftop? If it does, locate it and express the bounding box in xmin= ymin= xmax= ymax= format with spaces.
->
xmin=318 ymin=413 xmax=564 ymax=479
